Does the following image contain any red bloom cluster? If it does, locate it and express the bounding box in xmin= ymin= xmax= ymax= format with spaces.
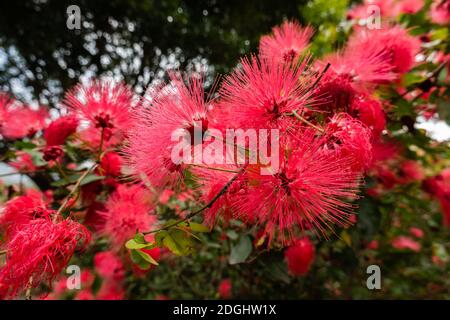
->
xmin=284 ymin=237 xmax=315 ymax=276
xmin=99 ymin=184 xmax=157 ymax=250
xmin=0 ymin=217 xmax=90 ymax=298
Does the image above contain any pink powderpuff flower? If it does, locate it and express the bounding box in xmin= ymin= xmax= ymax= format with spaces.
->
xmin=259 ymin=21 xmax=313 ymax=64
xmin=77 ymin=125 xmax=122 ymax=151
xmin=347 ymin=25 xmax=421 ymax=75
xmin=75 ymin=289 xmax=94 ymax=300
xmin=193 ymin=164 xmax=245 ymax=226
xmin=9 ymin=151 xmax=37 ymax=173
xmin=1 ymin=106 xmax=48 ymax=139
xmin=234 ymin=130 xmax=362 ymax=243
xmin=314 ymin=46 xmax=394 ymax=112
xmin=391 ymin=235 xmax=421 ymax=252
xmin=284 ymin=237 xmax=315 ymax=276
xmin=43 ymin=115 xmax=79 ymax=146
xmin=0 ymin=190 xmax=49 ymax=238
xmin=367 ymin=239 xmax=379 ymax=250
xmin=430 ymin=0 xmax=450 ymax=25
xmin=97 ymin=281 xmax=125 ymax=300
xmin=99 ymin=151 xmax=122 ymax=177
xmin=0 ymin=93 xmax=15 ymax=124
xmin=218 ymin=279 xmax=232 ymax=299
xmin=98 ymin=184 xmax=156 ymax=250
xmin=42 ymin=145 xmax=64 ymax=162
xmin=159 ymin=189 xmax=174 ymax=204
xmin=395 ymin=0 xmax=424 ymax=15
xmin=399 ymin=160 xmax=425 ymax=183
xmin=0 ymin=217 xmax=90 ymax=299
xmin=325 ymin=113 xmax=373 ymax=173
xmin=220 ymin=56 xmax=317 ymax=130
xmin=409 ymin=227 xmax=424 ymax=238
xmin=350 ymin=94 xmax=386 ymax=138
xmin=370 ymin=138 xmax=401 ymax=165
xmin=347 ymin=0 xmax=397 ymax=20
xmin=94 ymin=251 xmax=125 ymax=281
xmin=126 ymin=73 xmax=212 ymax=188
xmin=64 ymin=80 xmax=135 ymax=135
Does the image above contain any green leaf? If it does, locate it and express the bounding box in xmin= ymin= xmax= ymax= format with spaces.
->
xmin=134 ymin=233 xmax=146 ymax=244
xmin=79 ymin=174 xmax=105 ymax=186
xmin=162 ymin=232 xmax=183 ymax=255
xmin=229 ymin=235 xmax=252 ymax=265
xmin=13 ymin=141 xmax=37 ymax=150
xmin=187 ymin=222 xmax=209 ymax=233
xmin=130 ymin=249 xmax=151 ymax=270
xmin=155 ymin=230 xmax=168 ymax=247
xmin=125 ymin=239 xmax=149 ymax=250
xmin=136 ymin=249 xmax=159 ymax=266
xmin=226 ymin=230 xmax=239 ymax=240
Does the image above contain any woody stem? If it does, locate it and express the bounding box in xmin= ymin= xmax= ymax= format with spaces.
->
xmin=144 ymin=164 xmax=247 ymax=235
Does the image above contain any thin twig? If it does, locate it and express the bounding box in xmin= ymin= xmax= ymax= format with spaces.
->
xmin=144 ymin=164 xmax=247 ymax=235
xmin=291 ymin=110 xmax=324 ymax=133
xmin=55 ymin=163 xmax=98 ymax=219
xmin=190 ymin=164 xmax=240 ymax=173
xmin=309 ymin=62 xmax=331 ymax=92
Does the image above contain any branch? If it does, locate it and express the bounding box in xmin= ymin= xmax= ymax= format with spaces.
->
xmin=55 ymin=163 xmax=98 ymax=218
xmin=144 ymin=164 xmax=247 ymax=235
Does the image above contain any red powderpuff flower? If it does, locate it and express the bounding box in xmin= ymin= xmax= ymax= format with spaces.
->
xmin=77 ymin=125 xmax=122 ymax=151
xmin=9 ymin=151 xmax=37 ymax=173
xmin=126 ymin=73 xmax=212 ymax=188
xmin=1 ymin=106 xmax=48 ymax=139
xmin=193 ymin=164 xmax=245 ymax=226
xmin=370 ymin=138 xmax=401 ymax=165
xmin=99 ymin=184 xmax=156 ymax=249
xmin=350 ymin=94 xmax=386 ymax=138
xmin=218 ymin=279 xmax=232 ymax=299
xmin=234 ymin=130 xmax=362 ymax=243
xmin=409 ymin=227 xmax=424 ymax=238
xmin=314 ymin=48 xmax=394 ymax=112
xmin=347 ymin=0 xmax=397 ymax=19
xmin=430 ymin=0 xmax=450 ymax=25
xmin=0 ymin=93 xmax=15 ymax=124
xmin=0 ymin=217 xmax=90 ymax=298
xmin=325 ymin=113 xmax=373 ymax=173
xmin=64 ymin=80 xmax=135 ymax=134
xmin=219 ymin=56 xmax=316 ymax=130
xmin=259 ymin=21 xmax=313 ymax=64
xmin=94 ymin=251 xmax=125 ymax=281
xmin=99 ymin=151 xmax=122 ymax=177
xmin=322 ymin=43 xmax=396 ymax=85
xmin=347 ymin=26 xmax=421 ymax=75
xmin=391 ymin=236 xmax=421 ymax=252
xmin=395 ymin=0 xmax=424 ymax=15
xmin=42 ymin=145 xmax=64 ymax=162
xmin=399 ymin=160 xmax=425 ymax=183
xmin=0 ymin=190 xmax=49 ymax=238
xmin=75 ymin=289 xmax=94 ymax=300
xmin=43 ymin=115 xmax=79 ymax=146
xmin=97 ymin=281 xmax=125 ymax=300
xmin=284 ymin=237 xmax=315 ymax=276
xmin=367 ymin=239 xmax=379 ymax=250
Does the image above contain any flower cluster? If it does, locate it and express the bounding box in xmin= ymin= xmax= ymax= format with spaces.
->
xmin=0 ymin=1 xmax=449 ymax=300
